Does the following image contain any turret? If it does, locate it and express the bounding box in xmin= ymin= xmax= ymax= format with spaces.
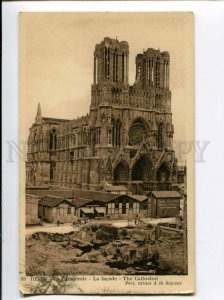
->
xmin=91 ymin=37 xmax=130 ymax=110
xmin=93 ymin=37 xmax=129 ymax=85
xmin=134 ymin=48 xmax=170 ymax=89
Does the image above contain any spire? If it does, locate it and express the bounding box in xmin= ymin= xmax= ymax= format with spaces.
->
xmin=35 ymin=102 xmax=42 ymax=123
xmin=37 ymin=102 xmax=41 ymax=117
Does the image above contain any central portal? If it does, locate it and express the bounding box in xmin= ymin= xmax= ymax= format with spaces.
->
xmin=131 ymin=155 xmax=153 ymax=182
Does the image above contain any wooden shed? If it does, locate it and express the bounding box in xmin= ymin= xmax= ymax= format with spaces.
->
xmin=129 ymin=195 xmax=148 ymax=216
xmin=72 ymin=198 xmax=104 ymax=218
xmin=149 ymin=191 xmax=182 ymax=218
xmin=38 ymin=195 xmax=75 ymax=223
xmin=72 ymin=194 xmax=141 ymax=218
xmin=101 ymin=194 xmax=141 ymax=216
xmin=103 ymin=185 xmax=127 ymax=195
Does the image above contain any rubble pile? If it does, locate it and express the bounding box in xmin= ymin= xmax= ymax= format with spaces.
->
xmin=27 ymin=223 xmax=186 ymax=275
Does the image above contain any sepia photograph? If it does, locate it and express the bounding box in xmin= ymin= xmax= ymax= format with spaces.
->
xmin=19 ymin=12 xmax=194 ymax=294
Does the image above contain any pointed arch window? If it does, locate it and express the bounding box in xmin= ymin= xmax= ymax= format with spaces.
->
xmin=95 ymin=128 xmax=101 ymax=145
xmin=107 ymin=48 xmax=110 ymax=79
xmin=114 ymin=162 xmax=129 ymax=181
xmin=50 ymin=128 xmax=57 ymax=150
xmin=122 ymin=52 xmax=126 ymax=82
xmin=143 ymin=59 xmax=146 ymax=84
xmin=104 ymin=47 xmax=110 ymax=80
xmin=164 ymin=61 xmax=169 ymax=88
xmin=113 ymin=49 xmax=118 ymax=82
xmin=94 ymin=55 xmax=98 ymax=84
xmin=50 ymin=162 xmax=56 ymax=180
xmin=136 ymin=64 xmax=141 ymax=82
xmin=157 ymin=124 xmax=163 ymax=149
xmin=155 ymin=58 xmax=160 ymax=88
xmin=148 ymin=58 xmax=154 ymax=85
xmin=33 ymin=132 xmax=38 ymax=152
xmin=112 ymin=118 xmax=121 ymax=147
xmin=104 ymin=47 xmax=107 ymax=79
xmin=73 ymin=133 xmax=76 ymax=146
xmin=147 ymin=59 xmax=150 ymax=82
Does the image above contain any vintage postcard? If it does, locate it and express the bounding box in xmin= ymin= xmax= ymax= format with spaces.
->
xmin=20 ymin=12 xmax=194 ymax=294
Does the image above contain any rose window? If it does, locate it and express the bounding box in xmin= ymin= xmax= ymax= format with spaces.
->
xmin=129 ymin=123 xmax=147 ymax=145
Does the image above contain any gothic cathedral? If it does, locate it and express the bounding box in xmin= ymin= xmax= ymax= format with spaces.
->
xmin=26 ymin=37 xmax=178 ymax=194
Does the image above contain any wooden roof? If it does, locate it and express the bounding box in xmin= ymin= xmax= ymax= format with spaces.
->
xmin=151 ymin=191 xmax=181 ymax=199
xmin=72 ymin=198 xmax=95 ymax=208
xmin=129 ymin=195 xmax=148 ymax=202
xmin=39 ymin=195 xmax=74 ymax=207
xmin=104 ymin=185 xmax=127 ymax=192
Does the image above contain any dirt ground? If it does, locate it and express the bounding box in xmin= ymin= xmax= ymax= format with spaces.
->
xmin=25 ymin=217 xmax=176 ymax=235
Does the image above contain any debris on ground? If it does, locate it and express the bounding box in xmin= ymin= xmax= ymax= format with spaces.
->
xmin=26 ymin=222 xmax=186 ymax=276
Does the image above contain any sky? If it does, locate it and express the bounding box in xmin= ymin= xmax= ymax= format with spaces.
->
xmin=20 ymin=12 xmax=193 ymax=148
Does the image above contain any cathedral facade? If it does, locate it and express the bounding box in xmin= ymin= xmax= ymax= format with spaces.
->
xmin=26 ymin=37 xmax=178 ymax=194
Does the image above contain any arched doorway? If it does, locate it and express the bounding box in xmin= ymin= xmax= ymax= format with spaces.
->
xmin=131 ymin=155 xmax=153 ymax=181
xmin=156 ymin=162 xmax=171 ymax=190
xmin=156 ymin=162 xmax=170 ymax=182
xmin=114 ymin=161 xmax=129 ymax=182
